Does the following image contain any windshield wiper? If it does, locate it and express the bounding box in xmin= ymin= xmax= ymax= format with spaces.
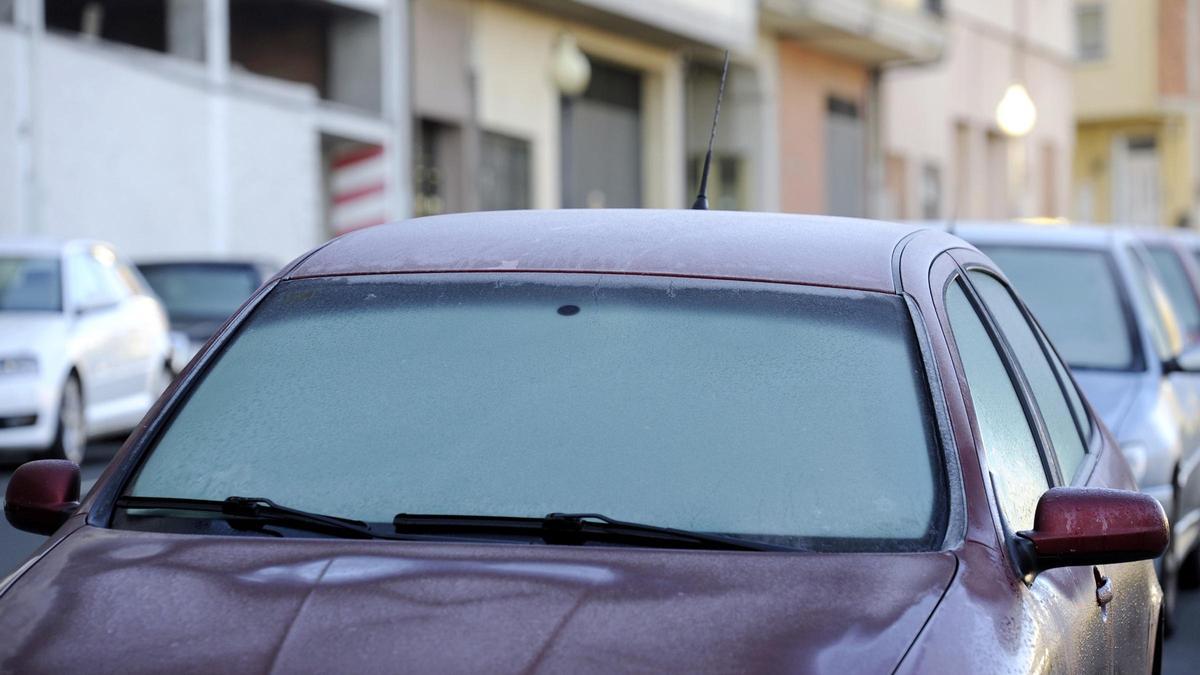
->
xmin=115 ymin=495 xmax=403 ymax=541
xmin=392 ymin=511 xmax=789 ymax=552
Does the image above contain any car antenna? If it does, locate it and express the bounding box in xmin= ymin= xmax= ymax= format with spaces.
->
xmin=691 ymin=50 xmax=730 ymax=210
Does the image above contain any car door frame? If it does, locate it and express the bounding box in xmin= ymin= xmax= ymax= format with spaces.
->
xmin=940 ymin=246 xmax=1124 ymax=671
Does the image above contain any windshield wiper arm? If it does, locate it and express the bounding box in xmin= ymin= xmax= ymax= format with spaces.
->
xmin=115 ymin=495 xmax=395 ymax=541
xmin=391 ymin=511 xmax=788 ymax=552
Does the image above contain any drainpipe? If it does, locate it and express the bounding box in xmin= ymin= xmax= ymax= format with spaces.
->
xmin=865 ymin=66 xmax=884 ymax=219
xmin=14 ymin=0 xmax=42 ymax=235
xmin=1188 ymin=0 xmax=1200 ymax=228
xmin=205 ymin=0 xmax=231 ymax=254
xmin=382 ymin=0 xmax=412 ymax=220
xmin=462 ymin=11 xmax=482 ymax=213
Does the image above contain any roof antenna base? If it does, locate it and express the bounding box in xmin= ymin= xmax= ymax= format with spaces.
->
xmin=691 ymin=51 xmax=730 ymax=211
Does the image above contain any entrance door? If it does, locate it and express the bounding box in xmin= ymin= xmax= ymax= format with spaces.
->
xmin=825 ymin=97 xmax=865 ymax=217
xmin=1112 ymin=135 xmax=1161 ymax=226
xmin=561 ymin=61 xmax=642 ymax=208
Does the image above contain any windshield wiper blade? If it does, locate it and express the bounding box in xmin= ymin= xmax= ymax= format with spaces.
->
xmin=543 ymin=513 xmax=789 ymax=551
xmin=391 ymin=511 xmax=788 ymax=552
xmin=115 ymin=495 xmax=394 ymax=541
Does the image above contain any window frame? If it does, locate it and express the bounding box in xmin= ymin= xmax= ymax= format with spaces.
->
xmin=1075 ymin=3 xmax=1107 ymax=62
xmin=962 ymin=268 xmax=1094 ymax=484
xmin=91 ymin=272 xmax=960 ymax=552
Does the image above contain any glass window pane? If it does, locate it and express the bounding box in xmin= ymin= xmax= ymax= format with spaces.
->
xmin=980 ymin=246 xmax=1136 ymax=370
xmin=946 ymin=280 xmax=1047 ymax=531
xmin=969 ymin=272 xmax=1087 ymax=483
xmin=140 ymin=264 xmax=262 ymax=319
xmin=1146 ymin=246 xmax=1200 ymax=345
xmin=1127 ymin=246 xmax=1181 ymax=360
xmin=0 ymin=257 xmax=62 ymax=312
xmin=131 ymin=275 xmax=946 ymax=549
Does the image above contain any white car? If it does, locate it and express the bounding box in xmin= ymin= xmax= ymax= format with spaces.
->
xmin=0 ymin=239 xmax=172 ymax=464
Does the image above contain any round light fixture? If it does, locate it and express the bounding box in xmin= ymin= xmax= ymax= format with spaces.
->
xmin=551 ymin=34 xmax=591 ymax=97
xmin=995 ymin=83 xmax=1037 ymax=138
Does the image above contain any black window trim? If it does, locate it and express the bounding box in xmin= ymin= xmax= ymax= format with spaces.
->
xmin=959 ymin=265 xmax=1094 ymax=485
xmin=948 ymin=270 xmax=1062 ymax=489
xmin=91 ymin=271 xmax=960 ymax=552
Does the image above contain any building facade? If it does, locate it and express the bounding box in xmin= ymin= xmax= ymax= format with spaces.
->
xmin=882 ymin=0 xmax=1075 ymax=222
xmin=764 ymin=0 xmax=946 ymax=217
xmin=1 ymin=0 xmax=411 ymax=261
xmin=411 ymin=0 xmax=756 ymax=215
xmin=1073 ymin=0 xmax=1200 ymax=228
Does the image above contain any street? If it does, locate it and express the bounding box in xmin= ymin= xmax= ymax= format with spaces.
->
xmin=0 ymin=441 xmax=1196 ymax=671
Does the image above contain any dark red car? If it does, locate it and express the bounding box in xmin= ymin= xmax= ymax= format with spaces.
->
xmin=1 ymin=211 xmax=1169 ymax=672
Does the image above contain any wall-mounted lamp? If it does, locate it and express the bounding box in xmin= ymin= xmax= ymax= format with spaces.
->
xmin=551 ymin=34 xmax=591 ymax=96
xmin=995 ymin=83 xmax=1037 ymax=138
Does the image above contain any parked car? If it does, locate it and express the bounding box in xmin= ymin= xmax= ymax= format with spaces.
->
xmin=135 ymin=260 xmax=274 ymax=373
xmin=2 ymin=212 xmax=1167 ymax=672
xmin=1134 ymin=230 xmax=1200 ymax=347
xmin=955 ymin=222 xmax=1200 ymax=631
xmin=0 ymin=239 xmax=172 ymax=465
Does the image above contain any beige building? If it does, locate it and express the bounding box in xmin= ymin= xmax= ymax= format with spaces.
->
xmin=1073 ymin=0 xmax=1200 ymax=228
xmin=762 ymin=0 xmax=946 ymax=216
xmin=410 ymin=0 xmax=755 ymax=214
xmin=882 ymin=0 xmax=1075 ymax=221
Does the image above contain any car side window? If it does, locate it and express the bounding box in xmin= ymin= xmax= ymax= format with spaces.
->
xmin=1038 ymin=320 xmax=1091 ymax=445
xmin=87 ymin=246 xmax=132 ymax=305
xmin=1146 ymin=245 xmax=1200 ymax=345
xmin=66 ymin=253 xmax=106 ymax=308
xmin=946 ymin=279 xmax=1049 ymax=532
xmin=1127 ymin=246 xmax=1182 ymax=361
xmin=968 ymin=271 xmax=1088 ymax=483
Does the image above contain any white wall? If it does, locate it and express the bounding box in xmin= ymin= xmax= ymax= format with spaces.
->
xmin=0 ymin=31 xmax=334 ymax=262
xmin=0 ymin=28 xmax=22 ymax=231
xmin=881 ymin=0 xmax=1075 ymax=219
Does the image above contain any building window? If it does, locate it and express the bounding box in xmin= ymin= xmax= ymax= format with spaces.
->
xmin=413 ymin=119 xmax=464 ymax=217
xmin=480 ymin=132 xmax=532 ymax=211
xmin=230 ymin=0 xmax=382 ymax=112
xmin=1041 ymin=142 xmax=1058 ymax=217
xmin=45 ymin=0 xmax=168 ymax=53
xmin=0 ymin=0 xmax=13 ymax=24
xmin=925 ymin=0 xmax=945 ymax=17
xmin=921 ymin=163 xmax=942 ymax=219
xmin=1076 ymin=4 xmax=1106 ymax=61
xmin=561 ymin=60 xmax=643 ymax=209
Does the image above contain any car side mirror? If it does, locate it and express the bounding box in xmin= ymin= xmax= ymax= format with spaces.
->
xmin=1014 ymin=487 xmax=1168 ymax=579
xmin=1169 ymin=343 xmax=1200 ymax=373
xmin=4 ymin=460 xmax=81 ymax=536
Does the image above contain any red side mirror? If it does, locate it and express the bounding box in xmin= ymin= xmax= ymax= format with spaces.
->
xmin=4 ymin=460 xmax=81 ymax=536
xmin=1016 ymin=487 xmax=1169 ymax=575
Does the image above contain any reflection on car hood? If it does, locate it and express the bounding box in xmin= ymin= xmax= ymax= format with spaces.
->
xmin=0 ymin=526 xmax=956 ymax=673
xmin=1072 ymin=369 xmax=1145 ymax=437
xmin=0 ymin=313 xmax=66 ymax=355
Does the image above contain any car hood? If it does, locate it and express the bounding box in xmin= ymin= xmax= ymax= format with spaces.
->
xmin=1072 ymin=369 xmax=1146 ymax=437
xmin=0 ymin=313 xmax=66 ymax=355
xmin=0 ymin=527 xmax=956 ymax=673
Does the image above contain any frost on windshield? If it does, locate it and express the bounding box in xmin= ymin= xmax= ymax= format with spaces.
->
xmin=132 ymin=274 xmax=944 ymax=550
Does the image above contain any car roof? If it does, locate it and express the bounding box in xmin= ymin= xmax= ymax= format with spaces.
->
xmin=288 ymin=209 xmax=951 ymax=293
xmin=137 ymin=259 xmax=275 ymax=270
xmin=0 ymin=237 xmax=112 ymax=256
xmin=928 ymin=220 xmax=1129 ymax=251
